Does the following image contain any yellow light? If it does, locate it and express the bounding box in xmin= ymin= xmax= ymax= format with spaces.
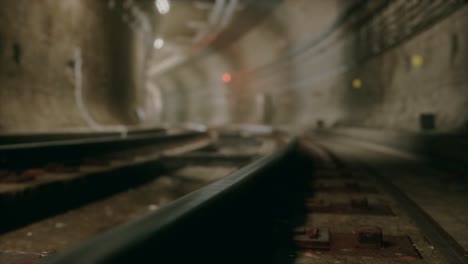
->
xmin=411 ymin=54 xmax=424 ymax=68
xmin=352 ymin=78 xmax=362 ymax=89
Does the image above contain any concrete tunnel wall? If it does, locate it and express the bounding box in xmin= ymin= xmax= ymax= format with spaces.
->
xmin=0 ymin=0 xmax=153 ymax=133
xmin=2 ymin=0 xmax=468 ymax=134
xmin=340 ymin=4 xmax=468 ymax=133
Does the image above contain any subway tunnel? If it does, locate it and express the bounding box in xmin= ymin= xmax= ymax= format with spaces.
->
xmin=1 ymin=0 xmax=468 ymax=263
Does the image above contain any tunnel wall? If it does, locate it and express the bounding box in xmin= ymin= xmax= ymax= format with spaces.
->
xmin=219 ymin=1 xmax=468 ymax=133
xmin=0 ymin=0 xmax=150 ymax=133
xmin=339 ymin=4 xmax=468 ymax=133
xmin=158 ymin=1 xmax=468 ymax=134
xmin=284 ymin=1 xmax=468 ymax=133
xmin=4 ymin=1 xmax=465 ymax=133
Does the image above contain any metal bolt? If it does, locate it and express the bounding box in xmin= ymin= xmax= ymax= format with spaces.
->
xmin=356 ymin=226 xmax=383 ymax=248
xmin=294 ymin=227 xmax=331 ymax=250
xmin=307 ymin=228 xmax=320 ymax=239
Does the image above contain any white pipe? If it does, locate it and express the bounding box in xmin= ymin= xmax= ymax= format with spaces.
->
xmin=220 ymin=0 xmax=238 ymax=28
xmin=73 ymin=48 xmax=128 ymax=138
xmin=209 ymin=0 xmax=226 ymax=26
xmin=74 ymin=48 xmax=100 ymax=131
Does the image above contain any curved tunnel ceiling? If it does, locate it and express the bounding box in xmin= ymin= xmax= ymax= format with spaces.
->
xmin=146 ymin=0 xmax=468 ymax=133
xmin=148 ymin=0 xmax=362 ymax=128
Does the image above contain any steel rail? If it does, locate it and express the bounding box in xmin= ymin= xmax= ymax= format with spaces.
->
xmin=315 ymin=136 xmax=468 ymax=264
xmin=45 ymin=139 xmax=304 ymax=264
xmin=0 ymin=130 xmax=205 ymax=168
xmin=376 ymin=170 xmax=468 ymax=264
xmin=0 ymin=131 xmax=212 ymax=233
xmin=0 ymin=128 xmax=166 ymax=145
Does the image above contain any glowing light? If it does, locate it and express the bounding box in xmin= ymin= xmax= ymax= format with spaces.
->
xmin=352 ymin=78 xmax=362 ymax=89
xmin=411 ymin=54 xmax=424 ymax=68
xmin=222 ymin=73 xmax=232 ymax=83
xmin=153 ymin=38 xmax=164 ymax=49
xmin=155 ymin=0 xmax=170 ymax=14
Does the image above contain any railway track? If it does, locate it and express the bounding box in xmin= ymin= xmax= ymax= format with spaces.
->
xmin=0 ymin=129 xmax=284 ymax=263
xmin=1 ymin=132 xmax=467 ymax=264
xmin=0 ymin=129 xmax=213 ymax=232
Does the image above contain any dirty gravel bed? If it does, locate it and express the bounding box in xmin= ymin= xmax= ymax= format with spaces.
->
xmin=0 ymin=166 xmax=237 ymax=254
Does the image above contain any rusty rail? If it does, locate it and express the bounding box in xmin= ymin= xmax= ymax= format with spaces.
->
xmin=0 ymin=129 xmax=201 ymax=169
xmin=45 ymin=139 xmax=306 ymax=264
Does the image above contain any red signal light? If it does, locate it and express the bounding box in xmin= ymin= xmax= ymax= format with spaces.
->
xmin=222 ymin=73 xmax=232 ymax=83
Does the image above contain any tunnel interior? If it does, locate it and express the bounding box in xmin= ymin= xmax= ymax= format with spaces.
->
xmin=1 ymin=0 xmax=468 ymax=263
xmin=1 ymin=0 xmax=468 ymax=135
